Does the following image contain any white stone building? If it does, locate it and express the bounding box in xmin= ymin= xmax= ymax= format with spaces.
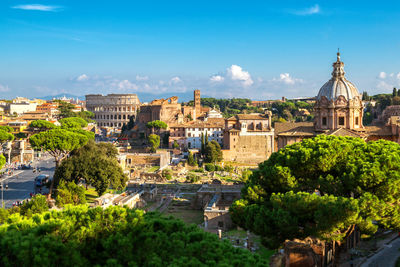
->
xmin=8 ymin=103 xmax=38 ymax=115
xmin=169 ymin=118 xmax=224 ymax=149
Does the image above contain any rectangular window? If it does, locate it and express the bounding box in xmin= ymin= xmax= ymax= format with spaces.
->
xmin=322 ymin=117 xmax=327 ymax=126
xmin=355 ymin=117 xmax=359 ymax=125
xmin=339 ymin=117 xmax=345 ymax=126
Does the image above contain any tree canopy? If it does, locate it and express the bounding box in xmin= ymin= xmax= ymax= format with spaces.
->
xmin=0 ymin=126 xmax=13 ymax=133
xmin=148 ymin=134 xmax=160 ymax=153
xmin=54 ymin=140 xmax=127 ymax=196
xmin=204 ymin=140 xmax=223 ymax=163
xmin=231 ymin=135 xmax=400 ymax=248
xmin=0 ymin=130 xmax=14 ymax=144
xmin=75 ymin=110 xmax=95 ymax=122
xmin=68 ymin=129 xmax=95 ymax=140
xmin=187 ymin=151 xmax=196 ymax=166
xmin=29 ymin=129 xmax=89 ymax=196
xmin=0 ymin=154 xmax=5 ymax=170
xmin=14 ymin=132 xmax=27 ymax=140
xmin=0 ymin=205 xmax=268 ymax=267
xmin=60 ymin=117 xmax=88 ymax=129
xmin=30 ymin=129 xmax=88 ymax=164
xmin=56 ymin=100 xmax=76 ymax=118
xmin=173 ymin=140 xmax=179 ymax=149
xmin=29 ymin=120 xmax=55 ymax=131
xmin=146 ymin=120 xmax=168 ymax=132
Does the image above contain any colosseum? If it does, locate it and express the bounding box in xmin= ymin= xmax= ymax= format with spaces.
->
xmin=85 ymin=94 xmax=140 ymax=127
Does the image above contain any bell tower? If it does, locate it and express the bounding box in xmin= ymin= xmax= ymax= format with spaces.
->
xmin=194 ymin=89 xmax=201 ymax=119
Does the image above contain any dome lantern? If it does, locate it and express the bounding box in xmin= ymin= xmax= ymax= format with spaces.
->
xmin=314 ymin=52 xmax=364 ymax=131
xmin=316 ymin=52 xmax=360 ymax=102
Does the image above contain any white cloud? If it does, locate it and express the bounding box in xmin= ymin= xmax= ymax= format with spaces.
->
xmin=210 ymin=75 xmax=224 ymax=82
xmin=272 ymin=73 xmax=303 ymax=85
xmin=291 ymin=4 xmax=320 ymax=16
xmin=227 ymin=65 xmax=253 ymax=86
xmin=378 ymin=72 xmax=387 ymax=79
xmin=377 ymin=80 xmax=393 ymax=91
xmin=170 ymin=76 xmax=182 ymax=84
xmin=375 ymin=72 xmax=400 ymax=91
xmin=136 ymin=75 xmax=149 ymax=81
xmin=76 ymin=74 xmax=89 ymax=81
xmin=0 ymin=84 xmax=10 ymax=92
xmin=118 ymin=80 xmax=138 ymax=91
xmin=11 ymin=4 xmax=62 ymax=12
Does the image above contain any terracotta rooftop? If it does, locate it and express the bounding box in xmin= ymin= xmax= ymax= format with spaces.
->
xmin=227 ymin=114 xmax=268 ymax=120
xmin=364 ymin=125 xmax=393 ymax=136
xmin=324 ymin=128 xmax=365 ymax=138
xmin=275 ymin=122 xmax=316 ymax=137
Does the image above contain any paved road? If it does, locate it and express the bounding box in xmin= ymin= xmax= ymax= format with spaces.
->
xmin=1 ymin=156 xmax=55 ymax=208
xmin=361 ymin=237 xmax=400 ymax=267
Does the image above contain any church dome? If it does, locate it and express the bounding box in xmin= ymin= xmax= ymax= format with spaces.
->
xmin=317 ymin=52 xmax=361 ymax=101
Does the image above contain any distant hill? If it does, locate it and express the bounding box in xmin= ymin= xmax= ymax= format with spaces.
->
xmin=40 ymin=93 xmax=84 ymax=100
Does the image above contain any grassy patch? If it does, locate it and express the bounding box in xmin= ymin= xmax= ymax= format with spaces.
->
xmin=164 ymin=210 xmax=204 ymax=225
xmin=147 ymin=166 xmax=160 ymax=172
xmin=85 ymin=188 xmax=116 ymax=203
xmin=223 ymin=229 xmax=248 ymax=238
xmin=85 ymin=188 xmax=98 ymax=203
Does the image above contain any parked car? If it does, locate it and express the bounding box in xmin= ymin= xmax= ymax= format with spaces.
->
xmin=34 ymin=174 xmax=50 ymax=187
xmin=21 ymin=164 xmax=31 ymax=170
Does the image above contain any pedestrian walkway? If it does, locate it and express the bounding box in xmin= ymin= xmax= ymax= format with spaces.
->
xmin=361 ymin=237 xmax=400 ymax=267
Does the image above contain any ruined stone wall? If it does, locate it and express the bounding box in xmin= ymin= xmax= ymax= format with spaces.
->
xmin=223 ymin=134 xmax=274 ymax=164
xmin=126 ymin=155 xmax=160 ymax=166
xmin=86 ymin=94 xmax=139 ymax=128
xmin=204 ymin=210 xmax=233 ymax=231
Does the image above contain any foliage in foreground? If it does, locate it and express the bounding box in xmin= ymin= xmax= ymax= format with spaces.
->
xmin=231 ymin=135 xmax=400 ymax=248
xmin=0 ymin=205 xmax=268 ymax=267
xmin=56 ymin=181 xmax=87 ymax=207
xmin=54 ymin=140 xmax=127 ymax=196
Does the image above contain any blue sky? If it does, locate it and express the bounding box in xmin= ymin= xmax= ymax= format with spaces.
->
xmin=1 ymin=1 xmax=400 ymax=100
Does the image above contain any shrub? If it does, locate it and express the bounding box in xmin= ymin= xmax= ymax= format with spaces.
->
xmin=186 ymin=174 xmax=200 ymax=183
xmin=215 ymin=165 xmax=223 ymax=171
xmin=162 ymin=169 xmax=173 ymax=180
xmin=19 ymin=195 xmax=49 ymax=217
xmin=194 ymin=168 xmax=204 ymax=173
xmin=204 ymin=163 xmax=215 ymax=172
xmin=223 ymin=165 xmax=234 ymax=173
xmin=56 ymin=181 xmax=87 ymax=207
